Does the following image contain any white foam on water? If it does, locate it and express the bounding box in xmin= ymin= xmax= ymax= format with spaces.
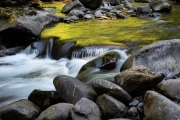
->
xmin=0 ymin=49 xmax=128 ymax=107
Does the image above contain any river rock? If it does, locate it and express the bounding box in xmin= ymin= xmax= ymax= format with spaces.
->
xmin=0 ymin=8 xmax=59 ymax=47
xmin=96 ymin=94 xmax=127 ymax=119
xmin=137 ymin=6 xmax=150 ymax=14
xmin=28 ymin=89 xmax=62 ymax=110
xmin=36 ymin=103 xmax=74 ymax=120
xmin=120 ymin=39 xmax=180 ymax=80
xmin=127 ymin=107 xmax=139 ymax=119
xmin=149 ymin=0 xmax=172 ymax=12
xmin=78 ymin=51 xmax=121 ymax=73
xmin=158 ymin=79 xmax=180 ymax=99
xmin=116 ymin=13 xmax=126 ymax=19
xmin=144 ymin=90 xmax=180 ymax=120
xmin=70 ymin=97 xmax=101 ymax=120
xmin=61 ymin=0 xmax=84 ymax=14
xmin=79 ymin=0 xmax=103 ymax=9
xmin=115 ymin=66 xmax=165 ymax=94
xmin=68 ymin=9 xmax=85 ymax=17
xmin=0 ymin=99 xmax=41 ymax=120
xmin=53 ymin=75 xmax=97 ymax=104
xmin=0 ymin=47 xmax=22 ymax=57
xmin=92 ymin=79 xmax=132 ymax=104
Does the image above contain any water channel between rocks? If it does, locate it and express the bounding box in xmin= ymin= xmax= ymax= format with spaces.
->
xmin=0 ymin=1 xmax=180 ymax=107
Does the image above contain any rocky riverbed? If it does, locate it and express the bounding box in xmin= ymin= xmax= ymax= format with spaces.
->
xmin=1 ymin=0 xmax=180 ymax=120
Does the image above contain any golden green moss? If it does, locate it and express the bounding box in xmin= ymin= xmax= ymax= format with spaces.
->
xmin=40 ymin=1 xmax=180 ymax=47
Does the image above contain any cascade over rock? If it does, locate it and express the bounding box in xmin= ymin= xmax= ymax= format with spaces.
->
xmin=26 ymin=37 xmax=76 ymax=59
xmin=121 ymin=39 xmax=180 ymax=79
xmin=78 ymin=51 xmax=121 ymax=73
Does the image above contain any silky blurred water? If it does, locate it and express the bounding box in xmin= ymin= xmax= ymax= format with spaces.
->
xmin=0 ymin=49 xmax=127 ymax=107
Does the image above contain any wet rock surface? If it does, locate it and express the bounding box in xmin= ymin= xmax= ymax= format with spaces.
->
xmin=158 ymin=79 xmax=180 ymax=99
xmin=121 ymin=39 xmax=180 ymax=80
xmin=144 ymin=91 xmax=180 ymax=120
xmin=0 ymin=8 xmax=59 ymax=47
xmin=92 ymin=79 xmax=132 ymax=104
xmin=53 ymin=75 xmax=97 ymax=104
xmin=78 ymin=51 xmax=121 ymax=73
xmin=96 ymin=94 xmax=127 ymax=119
xmin=115 ymin=66 xmax=165 ymax=94
xmin=0 ymin=99 xmax=41 ymax=120
xmin=28 ymin=89 xmax=62 ymax=110
xmin=36 ymin=103 xmax=74 ymax=120
xmin=70 ymin=97 xmax=101 ymax=120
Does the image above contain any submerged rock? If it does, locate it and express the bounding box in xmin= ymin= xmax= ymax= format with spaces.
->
xmin=0 ymin=47 xmax=22 ymax=57
xmin=96 ymin=94 xmax=127 ymax=119
xmin=149 ymin=0 xmax=172 ymax=12
xmin=115 ymin=66 xmax=165 ymax=94
xmin=144 ymin=91 xmax=180 ymax=120
xmin=0 ymin=99 xmax=41 ymax=120
xmin=158 ymin=79 xmax=180 ymax=99
xmin=121 ymin=39 xmax=180 ymax=80
xmin=78 ymin=51 xmax=121 ymax=73
xmin=53 ymin=75 xmax=97 ymax=104
xmin=92 ymin=79 xmax=132 ymax=104
xmin=28 ymin=89 xmax=62 ymax=110
xmin=36 ymin=103 xmax=74 ymax=120
xmin=70 ymin=98 xmax=101 ymax=120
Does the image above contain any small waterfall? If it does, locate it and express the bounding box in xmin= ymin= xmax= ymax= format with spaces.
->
xmin=76 ymin=49 xmax=129 ymax=84
xmin=23 ymin=37 xmax=76 ymax=59
xmin=0 ymin=42 xmax=129 ymax=107
xmin=72 ymin=46 xmax=126 ymax=60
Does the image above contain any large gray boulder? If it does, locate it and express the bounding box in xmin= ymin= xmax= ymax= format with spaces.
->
xmin=0 ymin=8 xmax=59 ymax=47
xmin=96 ymin=94 xmax=127 ymax=119
xmin=70 ymin=98 xmax=101 ymax=120
xmin=115 ymin=66 xmax=164 ymax=94
xmin=158 ymin=79 xmax=180 ymax=99
xmin=36 ymin=103 xmax=74 ymax=120
xmin=79 ymin=0 xmax=103 ymax=9
xmin=0 ymin=99 xmax=41 ymax=120
xmin=92 ymin=79 xmax=132 ymax=104
xmin=144 ymin=91 xmax=180 ymax=120
xmin=121 ymin=39 xmax=180 ymax=80
xmin=53 ymin=75 xmax=97 ymax=104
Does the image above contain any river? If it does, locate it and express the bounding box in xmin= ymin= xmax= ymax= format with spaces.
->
xmin=0 ymin=0 xmax=180 ymax=107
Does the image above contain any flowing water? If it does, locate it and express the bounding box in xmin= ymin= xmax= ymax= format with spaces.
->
xmin=0 ymin=48 xmax=128 ymax=107
xmin=1 ymin=1 xmax=180 ymax=107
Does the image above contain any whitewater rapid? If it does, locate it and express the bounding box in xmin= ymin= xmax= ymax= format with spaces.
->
xmin=0 ymin=49 xmax=128 ymax=107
